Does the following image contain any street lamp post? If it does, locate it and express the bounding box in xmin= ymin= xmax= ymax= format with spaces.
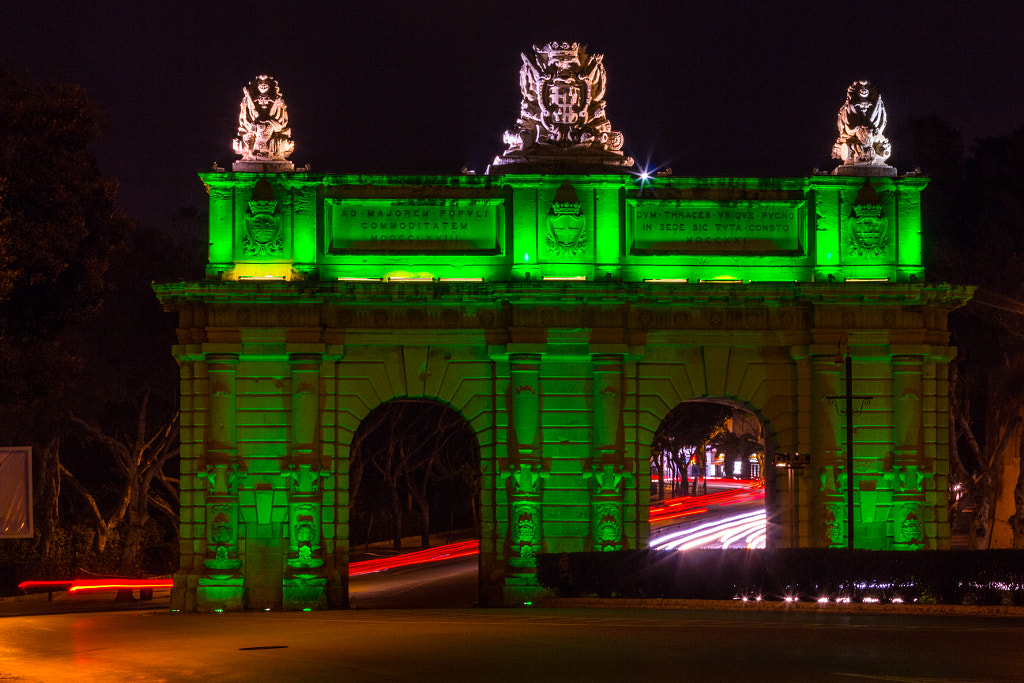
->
xmin=844 ymin=351 xmax=855 ymax=550
xmin=826 ymin=336 xmax=872 ymax=551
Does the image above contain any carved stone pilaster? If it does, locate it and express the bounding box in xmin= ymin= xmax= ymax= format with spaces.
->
xmin=811 ymin=353 xmax=842 ymax=546
xmin=891 ymin=354 xmax=923 ymax=463
xmin=584 ymin=463 xmax=632 ymax=551
xmin=591 ymin=354 xmax=624 ymax=462
xmin=503 ymin=462 xmax=548 ymax=567
xmin=509 ymin=354 xmax=542 ymax=461
xmin=205 ymin=354 xmax=239 ymax=466
xmin=198 ymin=463 xmax=242 ymax=577
xmin=289 ymin=353 xmax=321 ymax=466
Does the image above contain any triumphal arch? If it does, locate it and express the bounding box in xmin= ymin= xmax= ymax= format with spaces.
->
xmin=154 ymin=46 xmax=971 ymax=610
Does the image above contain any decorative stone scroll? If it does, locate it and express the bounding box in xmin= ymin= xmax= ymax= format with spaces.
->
xmin=832 ymin=81 xmax=895 ymax=177
xmin=489 ymin=42 xmax=634 ymax=173
xmin=233 ymin=75 xmax=295 ymax=172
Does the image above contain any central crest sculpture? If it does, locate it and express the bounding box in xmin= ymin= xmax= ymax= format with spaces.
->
xmin=831 ymin=80 xmax=895 ymax=177
xmin=488 ymin=42 xmax=634 ymax=174
xmin=233 ymin=75 xmax=295 ymax=172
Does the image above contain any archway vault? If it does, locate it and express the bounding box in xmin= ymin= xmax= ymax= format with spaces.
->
xmin=155 ymin=171 xmax=971 ymax=611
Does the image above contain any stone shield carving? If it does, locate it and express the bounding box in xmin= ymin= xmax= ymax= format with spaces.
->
xmin=546 ymin=182 xmax=587 ymax=256
xmin=243 ymin=179 xmax=283 ymax=257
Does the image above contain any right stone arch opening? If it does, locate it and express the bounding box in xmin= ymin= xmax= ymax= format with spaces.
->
xmin=648 ymin=398 xmax=773 ymax=551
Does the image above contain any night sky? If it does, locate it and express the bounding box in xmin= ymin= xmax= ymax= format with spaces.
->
xmin=3 ymin=2 xmax=1023 ymax=233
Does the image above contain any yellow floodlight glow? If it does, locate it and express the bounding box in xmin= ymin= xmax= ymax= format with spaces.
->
xmin=384 ymin=270 xmax=435 ymax=282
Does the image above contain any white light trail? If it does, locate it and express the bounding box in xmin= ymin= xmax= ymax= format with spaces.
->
xmin=651 ymin=509 xmax=767 ymax=550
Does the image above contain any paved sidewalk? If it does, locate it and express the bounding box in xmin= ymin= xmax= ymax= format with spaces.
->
xmin=0 ymin=588 xmax=171 ymax=618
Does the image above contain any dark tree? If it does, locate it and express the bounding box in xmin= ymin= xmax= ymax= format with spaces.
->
xmin=651 ymin=402 xmax=732 ymax=499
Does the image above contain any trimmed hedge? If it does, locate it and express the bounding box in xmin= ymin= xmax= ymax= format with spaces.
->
xmin=537 ymin=549 xmax=1024 ymax=605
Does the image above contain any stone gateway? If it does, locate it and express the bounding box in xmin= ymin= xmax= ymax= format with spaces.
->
xmin=153 ymin=63 xmax=970 ymax=611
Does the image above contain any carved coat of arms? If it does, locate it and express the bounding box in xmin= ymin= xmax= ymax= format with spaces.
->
xmin=492 ymin=42 xmax=633 ymax=171
xmin=243 ymin=179 xmax=283 ymax=257
xmin=848 ymin=180 xmax=889 ymax=257
xmin=546 ymin=182 xmax=588 ymax=256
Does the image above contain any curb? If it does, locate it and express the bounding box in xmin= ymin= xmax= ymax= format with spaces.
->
xmin=532 ymin=596 xmax=1024 ymax=618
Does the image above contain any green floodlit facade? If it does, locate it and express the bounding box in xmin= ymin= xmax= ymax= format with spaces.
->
xmin=153 ymin=170 xmax=971 ymax=610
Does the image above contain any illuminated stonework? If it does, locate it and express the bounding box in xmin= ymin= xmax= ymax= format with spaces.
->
xmin=155 ymin=168 xmax=971 ymax=610
xmin=489 ymin=42 xmax=634 ymax=173
xmin=832 ymin=81 xmax=895 ymax=177
xmin=233 ymin=75 xmax=295 ymax=172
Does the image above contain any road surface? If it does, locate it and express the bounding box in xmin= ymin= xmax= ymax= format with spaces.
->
xmin=2 ymin=606 xmax=1023 ymax=681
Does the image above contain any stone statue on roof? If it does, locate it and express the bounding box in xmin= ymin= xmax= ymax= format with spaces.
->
xmin=233 ymin=75 xmax=295 ymax=171
xmin=832 ymin=80 xmax=895 ymax=176
xmin=488 ymin=42 xmax=634 ymax=174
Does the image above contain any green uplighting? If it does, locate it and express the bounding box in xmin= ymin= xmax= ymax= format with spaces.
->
xmin=199 ymin=172 xmax=926 ymax=283
xmin=154 ymin=166 xmax=956 ymax=613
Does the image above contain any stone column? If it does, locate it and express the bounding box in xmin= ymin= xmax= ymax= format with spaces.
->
xmin=892 ymin=354 xmax=923 ymax=463
xmin=811 ymin=351 xmax=845 ymax=548
xmin=205 ymin=354 xmax=239 ymax=464
xmin=284 ymin=353 xmax=327 ymax=609
xmin=506 ymin=354 xmax=546 ymax=568
xmin=891 ymin=354 xmax=926 ymax=550
xmin=588 ymin=354 xmax=628 ymax=551
xmin=289 ymin=353 xmax=321 ymax=463
xmin=198 ymin=353 xmax=243 ymax=610
xmin=592 ymin=355 xmax=623 ymax=460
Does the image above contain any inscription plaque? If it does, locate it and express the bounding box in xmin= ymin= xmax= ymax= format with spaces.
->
xmin=627 ymin=200 xmax=805 ymax=255
xmin=326 ymin=198 xmax=504 ymax=254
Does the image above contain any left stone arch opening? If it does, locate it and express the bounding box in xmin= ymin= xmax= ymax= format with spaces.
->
xmin=349 ymin=398 xmax=481 ymax=554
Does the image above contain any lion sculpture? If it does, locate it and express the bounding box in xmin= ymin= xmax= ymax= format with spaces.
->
xmin=832 ymin=80 xmax=892 ymax=167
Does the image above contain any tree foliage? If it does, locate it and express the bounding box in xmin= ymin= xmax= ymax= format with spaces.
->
xmin=651 ymin=402 xmax=732 ymax=499
xmin=906 ymin=115 xmax=1024 ymax=548
xmin=0 ymin=65 xmax=193 ymax=588
xmin=0 ymin=62 xmax=134 ymax=444
xmin=350 ymin=400 xmax=479 ymax=550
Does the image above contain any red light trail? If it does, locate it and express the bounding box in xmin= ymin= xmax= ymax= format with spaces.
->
xmin=19 ymin=482 xmax=766 ymax=592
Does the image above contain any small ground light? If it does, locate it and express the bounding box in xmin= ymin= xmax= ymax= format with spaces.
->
xmin=214 ymin=609 xmax=224 ymax=613
xmin=891 ymin=598 xmax=903 ymax=603
xmin=303 ymin=608 xmax=312 ymax=612
xmin=817 ymin=597 xmax=829 ymax=603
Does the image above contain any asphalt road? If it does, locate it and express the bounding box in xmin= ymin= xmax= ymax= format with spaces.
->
xmin=3 ymin=605 xmax=1024 ymax=681
xmin=350 ymin=554 xmax=478 ymax=609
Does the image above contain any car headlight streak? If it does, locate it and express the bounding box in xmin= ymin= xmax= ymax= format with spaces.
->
xmin=651 ymin=509 xmax=767 ymax=551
